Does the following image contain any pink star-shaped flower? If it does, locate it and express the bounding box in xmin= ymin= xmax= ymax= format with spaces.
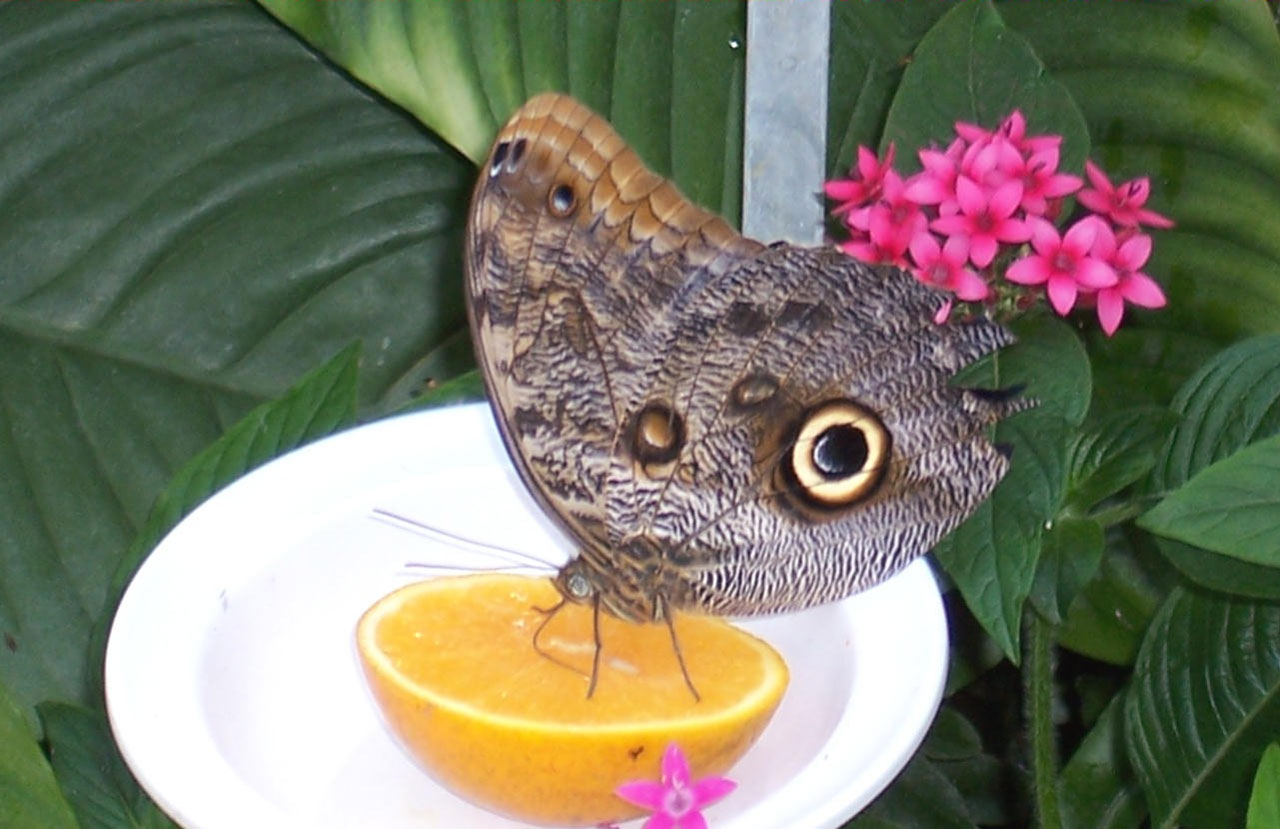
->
xmin=1006 ymin=216 xmax=1118 ymax=315
xmin=859 ymin=170 xmax=929 ymax=264
xmin=903 ymin=137 xmax=966 ymax=216
xmin=929 ymin=176 xmax=1031 ymax=268
xmin=1077 ymin=160 xmax=1175 ymax=229
xmin=956 ymin=110 xmax=1061 ymax=157
xmin=909 ymin=233 xmax=989 ymax=301
xmin=825 ymin=144 xmax=897 ymax=215
xmin=1088 ymin=231 xmax=1167 ymax=335
xmin=1013 ymin=145 xmax=1082 ymax=217
xmin=614 ymin=744 xmax=736 ymax=829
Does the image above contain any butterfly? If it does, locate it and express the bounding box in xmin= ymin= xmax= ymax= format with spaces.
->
xmin=464 ymin=94 xmax=1021 ymax=642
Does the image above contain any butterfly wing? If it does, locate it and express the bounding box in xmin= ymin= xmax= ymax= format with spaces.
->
xmin=466 ymin=94 xmax=1020 ymax=621
xmin=465 ymin=94 xmax=762 ymax=579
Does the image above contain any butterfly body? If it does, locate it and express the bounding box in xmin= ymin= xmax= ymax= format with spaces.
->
xmin=466 ymin=94 xmax=1021 ymax=623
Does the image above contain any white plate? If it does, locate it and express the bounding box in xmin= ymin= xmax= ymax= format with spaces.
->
xmin=105 ymin=402 xmax=947 ymax=829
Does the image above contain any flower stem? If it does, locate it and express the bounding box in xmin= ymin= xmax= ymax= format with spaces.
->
xmin=1025 ymin=608 xmax=1062 ymax=829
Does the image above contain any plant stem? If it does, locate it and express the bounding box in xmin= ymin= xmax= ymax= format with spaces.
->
xmin=1025 ymin=608 xmax=1063 ymax=829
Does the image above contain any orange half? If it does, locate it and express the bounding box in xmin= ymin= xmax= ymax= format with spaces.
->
xmin=356 ymin=574 xmax=789 ymax=826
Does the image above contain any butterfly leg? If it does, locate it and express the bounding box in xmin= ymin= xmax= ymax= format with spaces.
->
xmin=530 ymin=597 xmax=592 ymax=684
xmin=662 ymin=605 xmax=702 ymax=703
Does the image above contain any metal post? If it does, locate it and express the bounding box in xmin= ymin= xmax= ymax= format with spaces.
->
xmin=742 ymin=2 xmax=830 ymax=245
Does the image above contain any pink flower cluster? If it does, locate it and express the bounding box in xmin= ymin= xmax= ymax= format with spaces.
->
xmin=825 ymin=111 xmax=1173 ymax=335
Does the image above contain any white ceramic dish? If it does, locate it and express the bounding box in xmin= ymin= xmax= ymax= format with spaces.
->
xmin=105 ymin=402 xmax=947 ymax=829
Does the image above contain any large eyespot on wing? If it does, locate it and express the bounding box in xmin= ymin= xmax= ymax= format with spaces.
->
xmin=777 ymin=399 xmax=891 ymax=510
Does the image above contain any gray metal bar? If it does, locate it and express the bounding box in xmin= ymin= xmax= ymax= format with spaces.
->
xmin=742 ymin=1 xmax=830 ymax=245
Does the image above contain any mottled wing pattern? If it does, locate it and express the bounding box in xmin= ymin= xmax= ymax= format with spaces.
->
xmin=465 ymin=94 xmax=763 ymax=609
xmin=466 ymin=94 xmax=1021 ymax=622
xmin=610 ymin=243 xmax=1018 ymax=616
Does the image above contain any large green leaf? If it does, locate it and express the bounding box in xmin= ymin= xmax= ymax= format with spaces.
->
xmin=1124 ymin=587 xmax=1280 ymax=828
xmin=39 ymin=703 xmax=176 ymax=829
xmin=1086 ymin=327 xmax=1222 ymax=415
xmin=1029 ymin=517 xmax=1105 ymax=626
xmin=1248 ymin=743 xmax=1280 ymax=829
xmin=1140 ymin=434 xmax=1280 ymax=566
xmin=934 ymin=409 xmax=1071 ymax=661
xmin=1058 ymin=695 xmax=1147 ymax=829
xmin=1066 ymin=406 xmax=1178 ymax=513
xmin=881 ymin=0 xmax=1090 ymax=176
xmin=0 ymin=0 xmax=470 ymax=719
xmin=826 ymin=2 xmax=951 ymax=176
xmin=0 ymin=680 xmax=76 ymax=829
xmin=1155 ymin=538 xmax=1280 ymax=602
xmin=953 ymin=315 xmax=1092 ymax=428
xmin=1057 ymin=533 xmax=1168 ymax=665
xmin=86 ymin=343 xmax=360 ymax=700
xmin=1002 ymin=0 xmax=1280 ymax=341
xmin=256 ymin=0 xmax=747 ymax=223
xmin=936 ymin=316 xmax=1088 ymax=659
xmin=1149 ymin=335 xmax=1280 ymax=493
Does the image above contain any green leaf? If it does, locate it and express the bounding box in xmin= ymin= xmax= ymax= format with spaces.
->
xmin=1030 ymin=517 xmax=1105 ymax=625
xmin=827 ymin=3 xmax=952 ymax=175
xmin=0 ymin=680 xmax=76 ymax=829
xmin=1004 ymin=0 xmax=1280 ymax=341
xmin=39 ymin=703 xmax=176 ymax=829
xmin=87 ymin=343 xmax=360 ymax=699
xmin=256 ymin=0 xmax=747 ymax=223
xmin=1150 ymin=335 xmax=1280 ymax=492
xmin=1067 ymin=406 xmax=1179 ymax=512
xmin=1140 ymin=434 xmax=1280 ymax=566
xmin=1124 ymin=587 xmax=1280 ymax=828
xmin=852 ymin=755 xmax=977 ymax=829
xmin=881 ymin=0 xmax=1090 ymax=175
xmin=1248 ymin=743 xmax=1280 ymax=829
xmin=0 ymin=0 xmax=471 ymax=719
xmin=1156 ymin=538 xmax=1280 ymax=602
xmin=394 ymin=368 xmax=484 ymax=415
xmin=935 ymin=409 xmax=1071 ymax=661
xmin=1087 ymin=327 xmax=1224 ymax=415
xmin=1058 ymin=535 xmax=1168 ymax=665
xmin=954 ymin=315 xmax=1092 ymax=428
xmin=1058 ymin=695 xmax=1147 ymax=829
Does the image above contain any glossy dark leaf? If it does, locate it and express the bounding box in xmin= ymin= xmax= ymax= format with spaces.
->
xmin=1057 ymin=534 xmax=1168 ymax=665
xmin=1156 ymin=538 xmax=1280 ymax=602
xmin=1124 ymin=587 xmax=1280 ymax=828
xmin=39 ymin=703 xmax=176 ymax=829
xmin=935 ymin=409 xmax=1071 ymax=661
xmin=851 ymin=755 xmax=977 ymax=829
xmin=256 ymin=0 xmax=747 ymax=223
xmin=881 ymin=0 xmax=1090 ymax=176
xmin=1140 ymin=434 xmax=1280 ymax=566
xmin=1248 ymin=743 xmax=1280 ymax=829
xmin=87 ymin=344 xmax=360 ymax=699
xmin=1149 ymin=334 xmax=1280 ymax=493
xmin=1068 ymin=406 xmax=1178 ymax=511
xmin=826 ymin=2 xmax=951 ymax=175
xmin=0 ymin=681 xmax=75 ymax=829
xmin=1004 ymin=0 xmax=1280 ymax=341
xmin=0 ymin=0 xmax=470 ymax=719
xmin=953 ymin=315 xmax=1092 ymax=428
xmin=1086 ymin=327 xmax=1221 ymax=415
xmin=1058 ymin=695 xmax=1147 ymax=829
xmin=1030 ymin=517 xmax=1105 ymax=626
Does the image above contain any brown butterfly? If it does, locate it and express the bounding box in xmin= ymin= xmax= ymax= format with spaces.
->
xmin=464 ymin=94 xmax=1020 ymax=675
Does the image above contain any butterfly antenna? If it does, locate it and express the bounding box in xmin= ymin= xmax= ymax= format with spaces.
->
xmin=370 ymin=508 xmax=557 ymax=572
